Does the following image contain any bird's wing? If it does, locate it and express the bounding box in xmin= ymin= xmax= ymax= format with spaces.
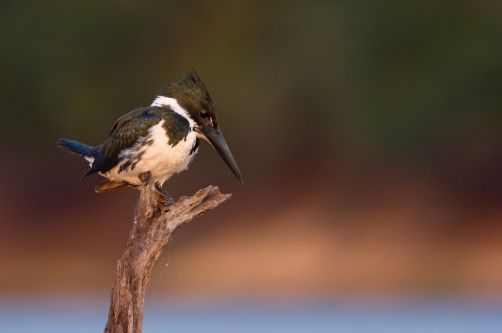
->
xmin=82 ymin=106 xmax=163 ymax=178
xmin=82 ymin=106 xmax=192 ymax=178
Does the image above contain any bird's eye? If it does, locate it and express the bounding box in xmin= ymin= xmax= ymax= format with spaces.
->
xmin=200 ymin=110 xmax=209 ymax=118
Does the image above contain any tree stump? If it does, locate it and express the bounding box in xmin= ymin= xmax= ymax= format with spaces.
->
xmin=103 ymin=184 xmax=231 ymax=333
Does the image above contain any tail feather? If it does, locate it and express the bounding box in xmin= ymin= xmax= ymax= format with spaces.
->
xmin=57 ymin=138 xmax=97 ymax=157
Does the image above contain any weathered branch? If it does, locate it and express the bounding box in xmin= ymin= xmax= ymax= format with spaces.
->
xmin=104 ymin=184 xmax=231 ymax=333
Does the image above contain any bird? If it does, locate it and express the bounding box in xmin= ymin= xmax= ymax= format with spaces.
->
xmin=57 ymin=69 xmax=243 ymax=203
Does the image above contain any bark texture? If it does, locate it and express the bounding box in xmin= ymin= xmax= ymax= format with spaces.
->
xmin=104 ymin=185 xmax=231 ymax=333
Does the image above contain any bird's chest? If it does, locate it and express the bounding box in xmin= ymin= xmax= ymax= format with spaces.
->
xmin=114 ymin=121 xmax=198 ymax=184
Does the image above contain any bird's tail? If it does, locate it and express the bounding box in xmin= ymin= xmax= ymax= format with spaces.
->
xmin=57 ymin=138 xmax=97 ymax=157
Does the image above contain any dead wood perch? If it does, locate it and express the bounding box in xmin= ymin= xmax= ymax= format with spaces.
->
xmin=104 ymin=184 xmax=231 ymax=333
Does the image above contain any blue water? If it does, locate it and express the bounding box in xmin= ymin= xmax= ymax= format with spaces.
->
xmin=1 ymin=296 xmax=501 ymax=333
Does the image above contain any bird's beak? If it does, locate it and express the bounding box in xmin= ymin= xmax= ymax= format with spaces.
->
xmin=199 ymin=124 xmax=244 ymax=183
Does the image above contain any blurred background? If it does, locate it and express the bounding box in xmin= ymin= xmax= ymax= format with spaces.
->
xmin=1 ymin=0 xmax=502 ymax=332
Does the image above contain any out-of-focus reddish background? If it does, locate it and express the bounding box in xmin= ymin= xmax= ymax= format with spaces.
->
xmin=1 ymin=1 xmax=501 ymax=302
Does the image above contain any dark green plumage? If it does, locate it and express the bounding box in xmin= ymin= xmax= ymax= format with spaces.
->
xmin=82 ymin=106 xmax=190 ymax=178
xmin=159 ymin=70 xmax=219 ymax=130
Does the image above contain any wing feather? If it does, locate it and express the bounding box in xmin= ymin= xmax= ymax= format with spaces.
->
xmin=82 ymin=107 xmax=162 ymax=177
xmin=82 ymin=106 xmax=191 ymax=178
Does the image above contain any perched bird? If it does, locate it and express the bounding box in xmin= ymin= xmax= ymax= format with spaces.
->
xmin=57 ymin=70 xmax=243 ymax=202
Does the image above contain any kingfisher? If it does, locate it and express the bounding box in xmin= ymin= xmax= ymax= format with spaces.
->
xmin=57 ymin=70 xmax=243 ymax=202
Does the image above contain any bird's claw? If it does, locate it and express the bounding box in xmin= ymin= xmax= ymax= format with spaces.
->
xmin=138 ymin=171 xmax=151 ymax=185
xmin=159 ymin=195 xmax=174 ymax=206
xmin=155 ymin=182 xmax=174 ymax=206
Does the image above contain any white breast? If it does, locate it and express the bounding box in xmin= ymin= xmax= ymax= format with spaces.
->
xmin=102 ymin=120 xmax=198 ymax=186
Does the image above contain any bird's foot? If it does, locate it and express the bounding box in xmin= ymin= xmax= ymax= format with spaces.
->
xmin=155 ymin=182 xmax=174 ymax=206
xmin=138 ymin=171 xmax=152 ymax=185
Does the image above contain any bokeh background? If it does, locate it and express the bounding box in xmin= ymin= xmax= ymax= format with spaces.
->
xmin=1 ymin=1 xmax=502 ymax=332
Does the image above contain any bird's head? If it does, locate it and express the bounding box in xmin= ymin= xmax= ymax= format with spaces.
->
xmin=154 ymin=69 xmax=243 ymax=183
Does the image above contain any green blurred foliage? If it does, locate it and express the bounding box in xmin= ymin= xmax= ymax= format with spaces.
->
xmin=0 ymin=0 xmax=501 ymax=171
